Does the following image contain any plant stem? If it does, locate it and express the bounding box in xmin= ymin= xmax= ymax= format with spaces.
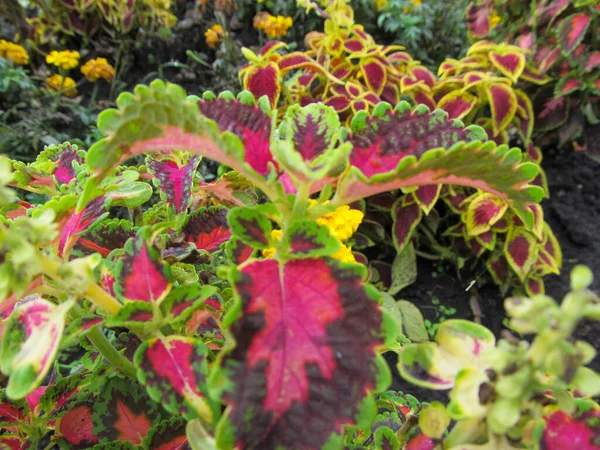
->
xmin=37 ymin=252 xmax=122 ymax=315
xmin=71 ymin=304 xmax=138 ymax=381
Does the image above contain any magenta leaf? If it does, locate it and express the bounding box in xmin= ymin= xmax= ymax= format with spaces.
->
xmin=147 ymin=155 xmax=200 ymax=214
xmin=114 ymin=232 xmax=172 ymax=304
xmin=161 ymin=284 xmax=218 ymax=325
xmin=0 ymin=296 xmax=72 ymax=399
xmin=198 ymin=93 xmax=275 ymax=176
xmin=183 ymin=206 xmax=231 ymax=253
xmin=391 ymin=199 xmax=422 ymax=251
xmin=215 ymin=258 xmax=390 ymax=449
xmin=72 ymin=218 xmax=135 ymax=258
xmin=557 ymin=14 xmax=591 ymax=55
xmin=135 ymin=336 xmax=213 ymax=421
xmin=57 ymin=195 xmax=110 ymax=258
xmin=336 ymin=102 xmax=543 ymax=226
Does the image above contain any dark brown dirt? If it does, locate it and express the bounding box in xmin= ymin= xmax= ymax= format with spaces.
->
xmin=386 ymin=147 xmax=600 ymax=401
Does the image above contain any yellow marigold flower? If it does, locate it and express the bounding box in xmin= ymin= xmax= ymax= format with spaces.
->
xmin=46 ymin=50 xmax=80 ymax=70
xmin=412 ymin=0 xmax=422 ymax=6
xmin=0 ymin=40 xmax=29 ymax=65
xmin=205 ymin=24 xmax=225 ymax=49
xmin=81 ymin=57 xmax=115 ymax=82
xmin=46 ymin=74 xmax=78 ymax=97
xmin=262 ymin=202 xmax=363 ymax=262
xmin=489 ymin=11 xmax=501 ymax=29
xmin=254 ymin=13 xmax=293 ymax=39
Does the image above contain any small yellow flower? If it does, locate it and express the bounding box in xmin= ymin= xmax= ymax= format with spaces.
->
xmin=262 ymin=201 xmax=363 ymax=263
xmin=0 ymin=40 xmax=29 ymax=65
xmin=46 ymin=50 xmax=80 ymax=70
xmin=46 ymin=74 xmax=78 ymax=97
xmin=81 ymin=57 xmax=115 ymax=82
xmin=489 ymin=11 xmax=501 ymax=30
xmin=375 ymin=0 xmax=387 ymax=10
xmin=205 ymin=24 xmax=225 ymax=49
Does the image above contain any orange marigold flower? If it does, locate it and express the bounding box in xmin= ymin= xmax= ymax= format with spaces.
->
xmin=46 ymin=74 xmax=77 ymax=97
xmin=205 ymin=24 xmax=226 ymax=49
xmin=253 ymin=13 xmax=293 ymax=39
xmin=81 ymin=57 xmax=115 ymax=82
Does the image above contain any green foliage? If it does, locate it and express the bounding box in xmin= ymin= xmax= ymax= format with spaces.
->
xmin=376 ymin=0 xmax=471 ymax=68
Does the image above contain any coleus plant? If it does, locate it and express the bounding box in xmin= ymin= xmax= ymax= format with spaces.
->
xmin=239 ymin=0 xmax=437 ymax=123
xmin=0 ymin=80 xmax=547 ymax=448
xmin=466 ymin=0 xmax=600 ymax=155
xmin=397 ymin=265 xmax=600 ymax=449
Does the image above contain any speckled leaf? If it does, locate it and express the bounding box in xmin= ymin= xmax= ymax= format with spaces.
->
xmin=144 ymin=417 xmax=190 ymax=450
xmin=106 ymin=302 xmax=154 ymax=327
xmin=72 ymin=219 xmax=135 ymax=258
xmin=58 ymin=195 xmax=110 ymax=258
xmin=374 ymin=426 xmax=400 ymax=450
xmin=147 ymin=156 xmax=200 ymax=214
xmin=0 ymin=296 xmax=72 ymax=399
xmin=391 ymin=199 xmax=422 ymax=251
xmin=225 ymin=237 xmax=254 ymax=265
xmin=465 ymin=193 xmax=508 ymax=236
xmin=215 ymin=258 xmax=390 ymax=449
xmin=161 ymin=284 xmax=218 ymax=325
xmin=285 ymin=220 xmax=341 ymax=258
xmin=337 ymin=102 xmax=542 ymax=225
xmin=489 ymin=51 xmax=525 ymax=83
xmin=242 ymin=63 xmax=280 ymax=108
xmin=53 ymin=144 xmax=85 ymax=185
xmin=398 ymin=320 xmax=495 ymax=389
xmin=87 ymin=81 xmax=239 ymax=181
xmin=227 ymin=206 xmax=273 ymax=249
xmin=557 ymin=14 xmax=591 ymax=55
xmin=436 ymin=90 xmax=477 ymax=119
xmin=93 ymin=379 xmax=160 ymax=445
xmin=506 ymin=228 xmax=537 ymax=282
xmin=56 ymin=403 xmax=99 ymax=448
xmin=198 ymin=95 xmax=276 ymax=177
xmin=115 ymin=233 xmax=172 ymax=304
xmin=486 ymin=83 xmax=518 ymax=136
xmin=135 ymin=336 xmax=213 ymax=421
xmin=183 ymin=207 xmax=231 ymax=253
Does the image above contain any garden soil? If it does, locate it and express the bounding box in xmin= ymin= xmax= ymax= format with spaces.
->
xmin=386 ymin=147 xmax=600 ymax=402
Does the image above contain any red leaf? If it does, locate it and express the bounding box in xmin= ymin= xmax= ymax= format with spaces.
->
xmin=392 ymin=200 xmax=422 ymax=250
xmin=242 ymin=63 xmax=281 ymax=107
xmin=486 ymin=83 xmax=517 ymax=136
xmin=465 ymin=193 xmax=508 ymax=236
xmin=413 ymin=185 xmax=441 ymax=213
xmin=278 ymin=52 xmax=327 ymax=77
xmin=183 ymin=207 xmax=231 ymax=253
xmin=584 ymin=51 xmax=600 ymax=72
xmin=198 ymin=97 xmax=275 ymax=176
xmin=437 ymin=90 xmax=477 ymax=119
xmin=556 ymin=77 xmax=584 ymax=96
xmin=489 ymin=51 xmax=526 ymax=82
xmin=136 ymin=337 xmax=212 ymax=420
xmin=57 ymin=405 xmax=99 ymax=447
xmin=112 ymin=398 xmax=153 ymax=444
xmin=57 ymin=196 xmax=109 ymax=258
xmin=324 ymin=95 xmax=351 ymax=112
xmin=406 ymin=432 xmax=437 ymax=450
xmin=347 ymin=107 xmax=476 ymax=178
xmin=558 ymin=14 xmax=591 ymax=55
xmin=116 ymin=234 xmax=171 ymax=304
xmin=543 ymin=410 xmax=599 ymax=450
xmin=218 ymin=258 xmax=385 ymax=448
xmin=361 ymin=58 xmax=387 ymax=95
xmin=147 ymin=156 xmax=199 ymax=213
xmin=53 ymin=145 xmax=84 ymax=185
xmin=72 ymin=219 xmax=135 ymax=258
xmin=506 ymin=229 xmax=537 ymax=281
